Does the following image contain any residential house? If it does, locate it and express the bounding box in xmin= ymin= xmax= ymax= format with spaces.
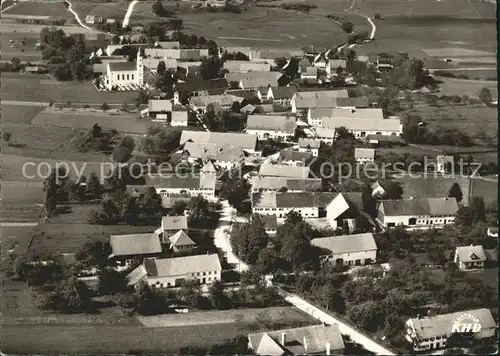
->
xmin=259 ymin=215 xmax=278 ymax=235
xmin=171 ymin=111 xmax=188 ymax=127
xmin=219 ymin=46 xmax=252 ymax=59
xmin=226 ymin=89 xmax=261 ymax=103
xmin=303 ymin=45 xmax=329 ymax=57
xmin=298 ymin=57 xmax=312 ymax=74
xmin=241 ymin=104 xmax=257 ymax=114
xmin=174 ymin=78 xmax=229 ymax=100
xmin=223 ymin=60 xmax=271 ymax=72
xmin=226 ymin=71 xmax=284 ymax=89
xmin=246 ymin=115 xmax=297 ymax=140
xmin=142 ymin=99 xmax=172 ymax=121
xmin=326 ymin=59 xmax=347 ymax=76
xmin=106 ymin=18 xmax=116 ymax=24
xmin=377 ymin=197 xmax=459 ymax=229
xmin=311 ymin=232 xmax=377 ymax=266
xmin=263 ymin=86 xmax=297 ymax=106
xmin=405 ymin=308 xmax=496 ymax=351
xmin=85 ymin=15 xmax=104 ymax=24
xmin=177 ymin=61 xmax=202 ymax=76
xmin=180 ymin=131 xmax=257 ymax=152
xmin=312 ymin=53 xmax=329 ymax=68
xmin=370 ymin=181 xmax=385 ymax=197
xmin=291 ymin=89 xmax=349 ymax=113
xmin=436 ymin=155 xmax=454 ymax=173
xmin=312 ymin=127 xmax=336 ymax=144
xmin=278 ymin=149 xmax=313 ymax=166
xmin=189 ymin=94 xmax=243 ymax=113
xmin=204 ymin=0 xmax=227 ymax=8
xmin=309 ymin=107 xmax=384 ymax=127
xmin=354 ymin=148 xmax=375 ymax=164
xmin=144 ymin=48 xmax=209 ymax=60
xmin=325 ymin=192 xmax=366 ymax=230
xmin=298 ymin=138 xmax=322 ymax=156
xmin=142 ymin=57 xmax=177 ymax=71
xmin=366 ymin=134 xmax=405 ymax=146
xmin=126 ymin=254 xmax=222 ymax=289
xmin=155 ymin=215 xmax=188 ymax=244
xmin=250 ymin=176 xmax=322 ymax=193
xmin=248 ymin=324 xmax=345 ymax=355
xmin=24 ymin=65 xmax=48 ymax=74
xmin=108 ymin=233 xmax=162 ymax=266
xmin=182 ymin=142 xmax=245 ymax=170
xmin=321 ymin=117 xmax=403 ymax=138
xmin=147 ymin=162 xmax=217 ymax=201
xmin=153 ymin=41 xmax=181 ymax=49
xmin=259 ymin=164 xmax=310 ymax=179
xmin=300 ymin=66 xmax=318 ymax=80
xmin=167 ymin=230 xmax=197 ymax=252
xmin=454 ymin=245 xmax=487 ymax=270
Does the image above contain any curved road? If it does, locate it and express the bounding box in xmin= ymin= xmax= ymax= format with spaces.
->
xmin=122 ymin=0 xmax=139 ymax=28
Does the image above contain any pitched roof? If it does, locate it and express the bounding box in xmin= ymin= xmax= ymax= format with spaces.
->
xmin=330 ymin=108 xmax=384 ymax=119
xmin=190 ymin=94 xmax=243 ymax=108
xmin=455 ymin=245 xmax=487 ymax=263
xmin=226 ymin=71 xmax=283 ymax=88
xmin=225 ymin=89 xmax=260 ymax=101
xmin=366 ymin=134 xmax=404 ymax=143
xmin=162 ymin=215 xmax=188 ymax=231
xmin=259 ymin=214 xmax=278 ymax=230
xmin=248 ymin=324 xmax=344 ymax=355
xmin=246 ymin=115 xmax=296 ymax=132
xmin=148 ymin=99 xmax=172 ymax=112
xmin=334 ymin=96 xmax=370 ymax=108
xmin=126 ymin=265 xmax=147 ymax=286
xmin=251 ymin=176 xmax=321 ymax=191
xmin=146 ymin=254 xmax=222 ymax=277
xmin=328 ymin=59 xmax=347 ymax=69
xmin=313 ymin=127 xmax=336 ymax=139
xmin=180 ymin=131 xmax=257 ymax=150
xmin=355 ymin=148 xmax=375 ymax=159
xmin=380 ymin=197 xmax=458 ymax=216
xmin=109 ymin=233 xmax=162 ymax=257
xmin=259 ymin=164 xmax=310 ymax=179
xmin=296 ymin=89 xmax=349 ymax=99
xmin=408 ymin=308 xmax=495 ymax=339
xmin=147 ymin=175 xmax=206 ymax=190
xmin=294 ymin=90 xmax=350 ymax=108
xmin=172 ymin=111 xmax=188 ymax=123
xmin=270 ymin=86 xmax=297 ymax=99
xmin=154 ymin=41 xmax=180 ymax=49
xmin=279 ymin=149 xmax=313 ymax=163
xmin=108 ymin=61 xmax=136 ymax=71
xmin=175 ymin=78 xmax=229 ymax=94
xmin=303 ymin=66 xmax=318 ymax=76
xmin=183 ymin=142 xmax=246 ymax=162
xmin=241 ymin=104 xmax=257 ymax=114
xmin=322 ymin=117 xmax=401 ymax=132
xmin=253 ymin=191 xmax=344 ymax=209
xmin=298 ymin=138 xmax=322 ymax=149
xmin=223 ymin=60 xmax=271 ymax=72
xmin=169 ymin=230 xmax=196 ymax=247
xmin=311 ymin=233 xmax=377 ymax=254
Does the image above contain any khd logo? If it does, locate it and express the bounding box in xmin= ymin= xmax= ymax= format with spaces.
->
xmin=451 ymin=313 xmax=482 ymax=337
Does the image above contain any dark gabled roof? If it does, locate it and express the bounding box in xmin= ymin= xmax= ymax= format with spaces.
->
xmin=334 ymin=96 xmax=369 ymax=108
xmin=366 ymin=134 xmax=404 ymax=143
xmin=225 ymin=89 xmax=260 ymax=101
xmin=270 ymin=86 xmax=297 ymax=99
xmin=175 ymin=78 xmax=229 ymax=94
xmin=259 ymin=214 xmax=278 ymax=229
xmin=279 ymin=149 xmax=313 ymax=163
xmin=380 ymin=197 xmax=458 ymax=216
xmin=108 ymin=61 xmax=136 ymax=71
xmin=147 ymin=175 xmax=201 ymax=189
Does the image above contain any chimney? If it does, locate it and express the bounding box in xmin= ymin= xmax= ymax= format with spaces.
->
xmin=303 ymin=336 xmax=308 ymax=353
xmin=281 ymin=332 xmax=286 ymax=345
xmin=417 ymin=314 xmax=420 ymax=319
xmin=325 ymin=342 xmax=331 ymax=355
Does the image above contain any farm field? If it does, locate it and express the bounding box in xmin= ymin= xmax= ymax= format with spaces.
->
xmin=31 ymin=107 xmax=151 ymax=134
xmin=433 ymin=76 xmax=498 ymax=98
xmin=1 ymin=181 xmax=45 ymax=205
xmin=0 ymin=31 xmax=42 ymax=61
xmin=0 ymin=22 xmax=102 ymax=36
xmin=1 ymin=105 xmax=45 ymax=124
xmin=1 ymin=75 xmax=138 ymax=103
xmin=28 ymin=205 xmax=159 ymax=254
xmin=178 ymin=6 xmax=347 ymax=49
xmin=71 ymin=0 xmax=129 ymax=21
xmin=0 ymin=226 xmax=37 ymax=258
xmin=2 ymin=1 xmax=73 ymax=19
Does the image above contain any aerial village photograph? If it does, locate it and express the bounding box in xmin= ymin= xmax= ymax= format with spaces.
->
xmin=0 ymin=0 xmax=498 ymax=354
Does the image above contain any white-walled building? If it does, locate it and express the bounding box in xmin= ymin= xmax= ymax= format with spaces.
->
xmin=311 ymin=233 xmax=377 ymax=267
xmin=246 ymin=115 xmax=296 ymax=140
xmin=265 ymin=86 xmax=297 ymax=106
xmin=291 ymin=90 xmax=349 ymax=113
xmin=312 ymin=127 xmax=336 ymax=144
xmin=189 ymin=94 xmax=243 ymax=113
xmin=126 ymin=254 xmax=222 ymax=289
xmin=259 ymin=164 xmax=310 ymax=179
xmin=250 ymin=176 xmax=322 ymax=193
xmin=181 ymin=142 xmax=245 ymax=171
xmin=454 ymin=245 xmax=487 ymax=270
xmin=298 ymin=138 xmax=321 ymax=156
xmin=309 ymin=107 xmax=384 ymax=127
xmin=405 ymin=308 xmax=496 ymax=352
xmin=171 ymin=111 xmax=188 ymax=127
xmin=223 ymin=60 xmax=271 ymax=72
xmin=378 ymin=197 xmax=459 ymax=229
xmin=322 ymin=117 xmax=402 ymax=138
xmin=354 ymin=148 xmax=375 ymax=164
xmin=104 ymin=49 xmax=143 ymax=90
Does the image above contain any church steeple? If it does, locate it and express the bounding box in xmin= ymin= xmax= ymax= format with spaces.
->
xmin=136 ymin=47 xmax=144 ymax=85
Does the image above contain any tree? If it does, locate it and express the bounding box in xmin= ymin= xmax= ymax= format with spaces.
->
xmin=157 ymin=60 xmax=166 ymax=75
xmin=200 ymin=58 xmax=222 ymax=80
xmin=448 ymin=182 xmax=463 ymax=203
xmin=178 ymin=279 xmax=203 ymax=307
xmin=152 ymin=1 xmax=166 ymax=17
xmin=255 ymin=248 xmax=280 ymax=274
xmin=188 ymin=196 xmax=217 ymax=229
xmin=341 ymin=21 xmax=354 ymax=33
xmin=208 ymin=281 xmax=230 ymax=310
xmin=111 ymin=35 xmax=120 ymax=45
xmin=98 ymin=268 xmax=128 ymax=295
xmin=219 ymin=168 xmax=251 ymax=213
xmin=75 ymin=241 xmax=112 ymax=268
xmin=2 ymin=131 xmax=12 ymax=143
xmin=477 ymin=87 xmax=492 ymax=106
xmin=112 ymin=136 xmax=135 ymax=163
xmin=43 ymin=169 xmax=59 ymax=214
xmin=171 ymin=201 xmax=188 ymax=215
xmin=469 ymin=197 xmax=486 ymax=222
xmin=381 ymin=180 xmax=403 ymax=200
xmin=39 ymin=277 xmax=93 ymax=313
xmin=274 ymin=57 xmax=287 ymax=69
xmin=86 ymin=172 xmax=102 ymax=198
xmin=230 ymin=215 xmax=269 ymax=265
xmin=101 ymin=102 xmax=110 ymax=112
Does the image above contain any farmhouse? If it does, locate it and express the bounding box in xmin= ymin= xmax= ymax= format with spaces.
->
xmin=291 ymin=89 xmax=349 ymax=113
xmin=312 ymin=53 xmax=329 ymax=68
xmin=298 ymin=138 xmax=322 ymax=156
xmin=226 ymin=71 xmax=284 ymax=89
xmin=182 ymin=142 xmax=245 ymax=170
xmin=180 ymin=131 xmax=257 ymax=151
xmin=309 ymin=107 xmax=384 ymax=127
xmin=155 ymin=215 xmax=188 ymax=244
xmin=278 ymin=149 xmax=313 ymax=166
xmin=265 ymin=86 xmax=297 ymax=105
xmin=250 ymin=176 xmax=322 ymax=193
xmin=104 ymin=49 xmax=143 ymax=90
xmin=405 ymin=308 xmax=496 ymax=351
xmin=144 ymin=48 xmax=208 ymax=60
xmin=146 ymin=162 xmax=217 ymax=201
xmin=85 ymin=15 xmax=104 ymax=24
xmin=300 ymin=66 xmax=318 ymax=80
xmin=326 ymin=59 xmax=347 ymax=76
xmin=325 ymin=192 xmax=367 ymax=231
xmin=248 ymin=324 xmax=345 ymax=355
xmin=377 ymin=197 xmax=459 ymax=229
xmin=245 ymin=115 xmax=297 ymax=140
xmin=226 ymin=89 xmax=260 ymax=103
xmin=354 ymin=148 xmax=375 ymax=164
xmin=175 ymin=78 xmax=229 ymax=98
xmin=189 ymin=94 xmax=243 ymax=113
xmin=108 ymin=233 xmax=162 ymax=265
xmin=171 ymin=111 xmax=188 ymax=127
xmin=312 ymin=127 xmax=336 ymax=144
xmin=127 ymin=254 xmax=222 ymax=288
xmin=321 ymin=117 xmax=402 ymax=138
xmin=142 ymin=99 xmax=172 ymax=120
xmin=311 ymin=233 xmax=377 ymax=267
xmin=223 ymin=60 xmax=271 ymax=72
xmin=259 ymin=164 xmax=310 ymax=179
xmin=454 ymin=245 xmax=487 ymax=270
xmin=259 ymin=215 xmax=278 ymax=235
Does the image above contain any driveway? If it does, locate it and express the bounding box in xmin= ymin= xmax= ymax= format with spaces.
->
xmin=214 ymin=200 xmax=249 ymax=273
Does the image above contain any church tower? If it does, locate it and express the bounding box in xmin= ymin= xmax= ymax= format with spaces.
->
xmin=136 ymin=48 xmax=144 ymax=86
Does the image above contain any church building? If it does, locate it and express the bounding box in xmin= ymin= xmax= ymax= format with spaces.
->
xmin=104 ymin=49 xmax=144 ymax=90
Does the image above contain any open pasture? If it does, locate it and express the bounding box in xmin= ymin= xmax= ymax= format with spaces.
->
xmin=31 ymin=107 xmax=151 ymax=134
xmin=178 ymin=6 xmax=346 ymax=49
xmin=1 ymin=181 xmax=45 ymax=205
xmin=0 ymin=22 xmax=101 ymax=36
xmin=1 ymin=31 xmax=42 ymax=60
xmin=2 ymin=1 xmax=73 ymax=19
xmin=1 ymin=105 xmax=44 ymax=124
xmin=71 ymin=0 xmax=129 ymax=21
xmin=1 ymin=75 xmax=137 ymax=103
xmin=433 ymin=76 xmax=498 ymax=98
